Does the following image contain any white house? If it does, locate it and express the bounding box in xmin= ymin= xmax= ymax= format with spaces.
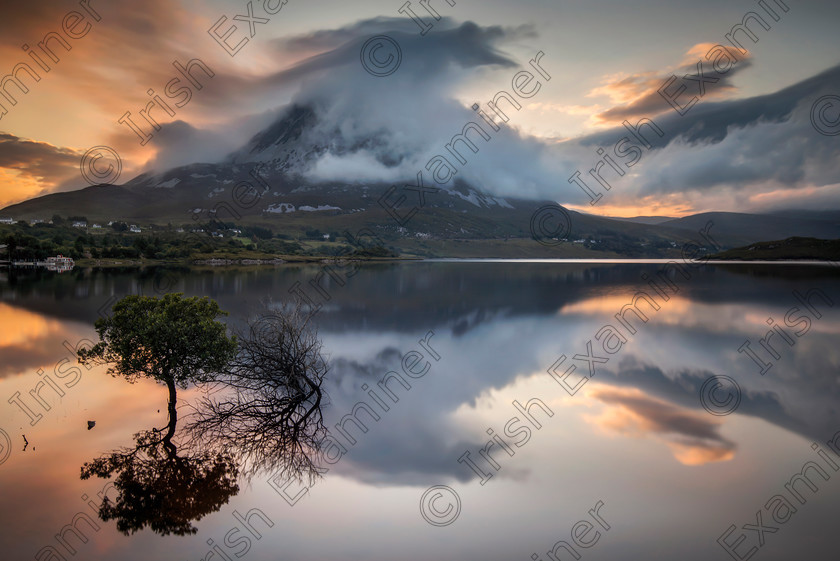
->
xmin=129 ymin=225 xmax=142 ymax=233
xmin=0 ymin=218 xmax=14 ymax=224
xmin=72 ymin=221 xmax=87 ymax=228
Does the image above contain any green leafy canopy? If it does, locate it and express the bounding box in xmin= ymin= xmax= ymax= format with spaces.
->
xmin=78 ymin=293 xmax=238 ymax=388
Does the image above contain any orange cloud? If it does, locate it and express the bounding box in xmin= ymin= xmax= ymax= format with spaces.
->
xmin=585 ymin=385 xmax=736 ymax=466
xmin=564 ymin=194 xmax=695 ymax=218
xmin=587 ymin=70 xmax=660 ymax=106
xmin=668 ymin=441 xmax=735 ymax=465
xmin=0 ymin=134 xmax=82 ymax=207
xmin=0 ymin=302 xmax=63 ymax=348
xmin=561 ymin=295 xmax=692 ymax=318
xmin=0 ymin=168 xmax=46 ymax=209
xmin=588 ymin=43 xmax=752 ymax=126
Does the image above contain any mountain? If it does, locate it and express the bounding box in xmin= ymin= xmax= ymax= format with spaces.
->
xmin=2 ymin=105 xmax=839 ymax=257
xmin=659 ymin=212 xmax=840 ymax=248
xmin=766 ymin=210 xmax=840 ymax=222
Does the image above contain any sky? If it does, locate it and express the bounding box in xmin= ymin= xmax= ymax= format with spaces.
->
xmin=0 ymin=0 xmax=838 ymax=217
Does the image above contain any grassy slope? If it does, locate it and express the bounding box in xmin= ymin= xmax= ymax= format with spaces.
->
xmin=706 ymin=237 xmax=840 ymax=261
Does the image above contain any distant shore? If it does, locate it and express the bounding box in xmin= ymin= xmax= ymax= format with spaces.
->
xmin=63 ymin=256 xmax=840 ymax=268
xmin=72 ymin=255 xmax=421 ymax=268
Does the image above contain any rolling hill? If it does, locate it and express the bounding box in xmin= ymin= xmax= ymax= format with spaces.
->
xmin=2 ymin=105 xmax=839 ymax=258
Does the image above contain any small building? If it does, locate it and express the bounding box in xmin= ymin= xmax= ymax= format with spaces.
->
xmin=30 ymin=219 xmax=44 ymax=225
xmin=44 ymin=255 xmax=75 ymax=273
xmin=0 ymin=218 xmax=14 ymax=225
xmin=72 ymin=221 xmax=87 ymax=228
xmin=91 ymin=224 xmax=102 ymax=229
xmin=129 ymin=225 xmax=142 ymax=233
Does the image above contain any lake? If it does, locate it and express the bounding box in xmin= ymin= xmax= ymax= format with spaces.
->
xmin=1 ymin=261 xmax=839 ymax=561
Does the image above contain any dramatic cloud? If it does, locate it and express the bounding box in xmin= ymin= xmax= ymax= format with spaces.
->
xmin=563 ymin=63 xmax=840 ymax=213
xmin=1 ymin=5 xmax=838 ymax=216
xmin=220 ymin=26 xmax=840 ymax=214
xmin=0 ymin=0 xmax=208 ymax=119
xmin=589 ymin=43 xmax=753 ymax=125
xmin=0 ymin=134 xmax=79 ymax=181
xmin=585 ymin=385 xmax=736 ymax=465
xmin=109 ymin=18 xmax=549 ymax=193
xmin=216 ymin=19 xmax=573 ymax=201
xmin=143 ymin=120 xmax=253 ymax=171
xmin=0 ymin=134 xmax=81 ymax=205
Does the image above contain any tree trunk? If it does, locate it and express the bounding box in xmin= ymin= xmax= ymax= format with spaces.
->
xmin=163 ymin=377 xmax=178 ymax=456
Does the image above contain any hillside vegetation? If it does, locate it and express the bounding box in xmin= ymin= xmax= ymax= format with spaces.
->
xmin=706 ymin=237 xmax=840 ymax=261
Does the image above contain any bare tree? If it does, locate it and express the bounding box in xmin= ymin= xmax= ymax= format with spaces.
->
xmin=187 ymin=302 xmax=329 ymax=484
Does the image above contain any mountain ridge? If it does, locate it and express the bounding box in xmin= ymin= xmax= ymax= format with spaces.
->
xmin=3 ymin=104 xmax=839 ymax=257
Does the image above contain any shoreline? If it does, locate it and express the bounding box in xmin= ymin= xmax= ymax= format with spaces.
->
xmin=59 ymin=257 xmax=840 ymax=268
xmin=71 ymin=255 xmax=421 ymax=268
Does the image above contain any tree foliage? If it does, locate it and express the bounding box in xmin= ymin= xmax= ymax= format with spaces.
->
xmin=78 ymin=293 xmax=238 ymax=388
xmin=77 ymin=295 xmax=329 ymax=536
xmin=77 ymin=293 xmax=241 ymax=536
xmin=80 ymin=426 xmax=239 ymax=536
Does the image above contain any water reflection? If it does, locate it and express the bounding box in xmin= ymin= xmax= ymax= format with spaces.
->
xmin=1 ymin=262 xmax=838 ymax=561
xmin=77 ymin=298 xmax=329 ymax=536
xmin=80 ymin=418 xmax=239 ymax=536
xmin=188 ymin=305 xmax=329 ymax=483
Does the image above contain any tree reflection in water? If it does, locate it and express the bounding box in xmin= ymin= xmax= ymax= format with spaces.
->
xmin=80 ymin=422 xmax=239 ymax=536
xmin=187 ymin=304 xmax=329 ymax=484
xmin=80 ymin=301 xmax=328 ymax=536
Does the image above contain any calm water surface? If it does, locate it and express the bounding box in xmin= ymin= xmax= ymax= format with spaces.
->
xmin=1 ymin=262 xmax=838 ymax=561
